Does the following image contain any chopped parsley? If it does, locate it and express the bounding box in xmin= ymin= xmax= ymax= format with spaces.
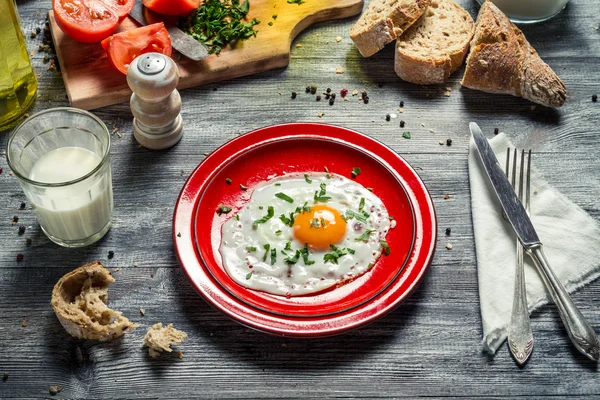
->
xmin=285 ymin=250 xmax=300 ymax=264
xmin=380 ymin=240 xmax=391 ymax=256
xmin=320 ymin=218 xmax=326 ymax=227
xmin=314 ymin=183 xmax=331 ymax=202
xmin=225 ymin=177 xmax=232 ymax=184
xmin=245 ymin=271 xmax=253 ymax=280
xmin=295 ymin=202 xmax=311 ymax=214
xmin=240 ymin=184 xmax=248 ymax=191
xmin=355 ymin=229 xmax=375 ymax=242
xmin=275 ymin=230 xmax=282 ymax=235
xmin=253 ymin=206 xmax=274 ymax=227
xmin=284 ymin=242 xmax=292 ymax=251
xmin=217 ymin=204 xmax=232 ymax=215
xmin=351 ymin=167 xmax=361 ymax=178
xmin=300 ymin=243 xmax=315 ymax=265
xmin=271 ymin=247 xmax=277 ymax=264
xmin=287 ymin=0 xmax=305 ymax=4
xmin=324 ymin=166 xmax=331 ymax=179
xmin=280 ymin=213 xmax=295 ymax=227
xmin=262 ymin=244 xmax=270 ymax=262
xmin=323 ymin=245 xmax=355 ymax=264
xmin=275 ymin=192 xmax=294 ymax=203
xmin=245 ymin=246 xmax=257 ymax=252
xmin=358 ymin=197 xmax=365 ymax=212
xmin=346 ymin=209 xmax=368 ymax=223
xmin=304 ymin=174 xmax=312 ymax=184
xmin=402 ymin=131 xmax=411 ymax=139
xmin=235 ymin=214 xmax=240 ymax=221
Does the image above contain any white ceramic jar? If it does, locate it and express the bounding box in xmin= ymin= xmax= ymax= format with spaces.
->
xmin=477 ymin=0 xmax=570 ymax=23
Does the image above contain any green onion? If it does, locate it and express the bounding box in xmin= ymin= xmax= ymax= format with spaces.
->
xmin=358 ymin=197 xmax=365 ymax=212
xmin=245 ymin=246 xmax=257 ymax=252
xmin=314 ymin=183 xmax=331 ymax=202
xmin=225 ymin=177 xmax=232 ymax=184
xmin=304 ymin=174 xmax=312 ymax=184
xmin=324 ymin=166 xmax=331 ymax=179
xmin=275 ymin=192 xmax=294 ymax=203
xmin=262 ymin=244 xmax=270 ymax=262
xmin=300 ymin=243 xmax=315 ymax=265
xmin=284 ymin=241 xmax=292 ymax=251
xmin=320 ymin=218 xmax=326 ymax=227
xmin=402 ymin=131 xmax=411 ymax=139
xmin=346 ymin=210 xmax=367 ymax=223
xmin=253 ymin=206 xmax=274 ymax=227
xmin=240 ymin=184 xmax=248 ymax=191
xmin=355 ymin=229 xmax=375 ymax=242
xmin=294 ymin=202 xmax=311 ymax=214
xmin=217 ymin=204 xmax=232 ymax=215
xmin=285 ymin=250 xmax=300 ymax=264
xmin=235 ymin=214 xmax=240 ymax=221
xmin=275 ymin=230 xmax=282 ymax=235
xmin=351 ymin=167 xmax=361 ymax=178
xmin=245 ymin=271 xmax=253 ymax=280
xmin=270 ymin=248 xmax=277 ymax=264
xmin=380 ymin=240 xmax=391 ymax=256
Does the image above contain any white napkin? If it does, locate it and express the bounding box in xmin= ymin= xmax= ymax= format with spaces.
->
xmin=468 ymin=133 xmax=600 ymax=354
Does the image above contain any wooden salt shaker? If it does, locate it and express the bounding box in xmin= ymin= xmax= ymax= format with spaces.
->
xmin=127 ymin=53 xmax=183 ymax=150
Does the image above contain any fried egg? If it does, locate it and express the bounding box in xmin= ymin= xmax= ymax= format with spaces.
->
xmin=219 ymin=173 xmax=391 ymax=296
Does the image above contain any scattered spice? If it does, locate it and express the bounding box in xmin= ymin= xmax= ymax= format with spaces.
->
xmin=305 ymin=86 xmax=310 ymax=93
xmin=177 ymin=232 xmax=182 ymax=237
xmin=399 ymin=120 xmax=405 ymax=128
xmin=16 ymin=254 xmax=24 ymax=262
xmin=287 ymin=0 xmax=305 ymax=4
xmin=317 ymin=112 xmax=325 ymax=118
xmin=12 ymin=215 xmax=19 ymax=224
xmin=268 ymin=21 xmax=273 ymax=26
xmin=402 ymin=131 xmax=411 ymax=139
xmin=310 ymin=84 xmax=317 ymax=94
xmin=291 ymin=91 xmax=297 ymax=99
xmin=108 ymin=250 xmax=114 ymax=259
xmin=329 ymin=97 xmax=335 ymax=106
xmin=446 ymin=139 xmax=452 ymax=146
xmin=399 ymin=100 xmax=404 ymax=107
xmin=225 ymin=177 xmax=232 ymax=184
xmin=335 ymin=66 xmax=344 ymax=74
xmin=494 ymin=127 xmax=499 ymax=135
xmin=445 ymin=227 xmax=451 ymax=236
xmin=316 ymin=94 xmax=321 ymax=101
xmin=18 ymin=225 xmax=25 ymax=235
xmin=20 ymin=202 xmax=26 ymax=209
xmin=0 ymin=167 xmax=2 ymax=174
xmin=444 ymin=194 xmax=451 ymax=200
xmin=49 ymin=385 xmax=63 ymax=395
xmin=593 ymin=94 xmax=598 ymax=102
xmin=385 ymin=114 xmax=390 ymax=122
xmin=326 ymin=88 xmax=331 ymax=93
xmin=335 ymin=36 xmax=342 ymax=43
xmin=181 ymin=0 xmax=260 ymax=55
xmin=439 ymin=140 xmax=444 ymax=145
xmin=445 ymin=243 xmax=453 ymax=250
xmin=2 ymin=372 xmax=7 ymax=381
xmin=340 ymin=88 xmax=348 ymax=97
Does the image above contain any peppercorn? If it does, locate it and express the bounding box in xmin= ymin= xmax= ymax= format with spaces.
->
xmin=108 ymin=250 xmax=114 ymax=259
xmin=400 ymin=120 xmax=405 ymax=128
xmin=30 ymin=31 xmax=37 ymax=38
xmin=331 ymin=93 xmax=336 ymax=99
xmin=378 ymin=83 xmax=384 ymax=88
xmin=36 ymin=27 xmax=41 ymax=34
xmin=340 ymin=88 xmax=348 ymax=97
xmin=13 ymin=216 xmax=19 ymax=223
xmin=291 ymin=91 xmax=297 ymax=99
xmin=593 ymin=94 xmax=598 ymax=102
xmin=16 ymin=254 xmax=24 ymax=262
xmin=316 ymin=95 xmax=321 ymax=101
xmin=361 ymin=91 xmax=368 ymax=99
xmin=326 ymin=88 xmax=331 ymax=93
xmin=363 ymin=96 xmax=369 ymax=104
xmin=446 ymin=139 xmax=452 ymax=146
xmin=310 ymin=84 xmax=317 ymax=95
xmin=20 ymin=202 xmax=26 ymax=209
xmin=494 ymin=127 xmax=499 ymax=135
xmin=329 ymin=98 xmax=335 ymax=106
xmin=324 ymin=93 xmax=330 ymax=100
xmin=305 ymin=86 xmax=310 ymax=93
xmin=0 ymin=167 xmax=3 ymax=174
xmin=399 ymin=100 xmax=404 ymax=107
xmin=385 ymin=114 xmax=391 ymax=122
xmin=26 ymin=238 xmax=32 ymax=246
xmin=18 ymin=225 xmax=25 ymax=235
xmin=445 ymin=228 xmax=451 ymax=236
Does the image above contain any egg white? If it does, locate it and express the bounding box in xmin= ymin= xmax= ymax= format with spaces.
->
xmin=219 ymin=173 xmax=391 ymax=296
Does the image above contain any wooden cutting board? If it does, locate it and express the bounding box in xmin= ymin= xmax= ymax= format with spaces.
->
xmin=49 ymin=0 xmax=364 ymax=110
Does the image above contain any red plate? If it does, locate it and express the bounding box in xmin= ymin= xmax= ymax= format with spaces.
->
xmin=174 ymin=123 xmax=436 ymax=337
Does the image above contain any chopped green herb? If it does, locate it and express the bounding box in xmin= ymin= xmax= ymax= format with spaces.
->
xmin=217 ymin=204 xmax=232 ymax=215
xmin=259 ymin=206 xmax=264 ymax=210
xmin=324 ymin=166 xmax=331 ymax=179
xmin=355 ymin=229 xmax=375 ymax=242
xmin=358 ymin=197 xmax=365 ymax=212
xmin=284 ymin=241 xmax=292 ymax=251
xmin=295 ymin=202 xmax=311 ymax=214
xmin=347 ymin=248 xmax=356 ymax=255
xmin=346 ymin=210 xmax=367 ymax=223
xmin=225 ymin=177 xmax=232 ymax=184
xmin=304 ymin=174 xmax=312 ymax=184
xmin=287 ymin=0 xmax=305 ymax=4
xmin=245 ymin=246 xmax=257 ymax=252
xmin=310 ymin=218 xmax=321 ymax=228
xmin=314 ymin=183 xmax=331 ymax=202
xmin=300 ymin=243 xmax=315 ymax=265
xmin=235 ymin=214 xmax=240 ymax=221
xmin=275 ymin=192 xmax=294 ymax=203
xmin=275 ymin=183 xmax=282 ymax=186
xmin=268 ymin=21 xmax=273 ymax=26
xmin=279 ymin=213 xmax=295 ymax=227
xmin=253 ymin=206 xmax=274 ymax=227
xmin=275 ymin=230 xmax=282 ymax=235
xmin=272 ymin=14 xmax=278 ymax=19
xmin=367 ymin=188 xmax=373 ymax=192
xmin=323 ymin=245 xmax=352 ymax=264
xmin=285 ymin=250 xmax=300 ymax=264
xmin=240 ymin=184 xmax=248 ymax=191
xmin=270 ymin=248 xmax=277 ymax=264
xmin=246 ymin=271 xmax=253 ymax=280
xmin=262 ymin=244 xmax=270 ymax=262
xmin=320 ymin=218 xmax=326 ymax=227
xmin=380 ymin=240 xmax=391 ymax=256
xmin=402 ymin=131 xmax=411 ymax=139
xmin=351 ymin=167 xmax=361 ymax=178
xmin=177 ymin=232 xmax=182 ymax=237
xmin=180 ymin=0 xmax=260 ymax=55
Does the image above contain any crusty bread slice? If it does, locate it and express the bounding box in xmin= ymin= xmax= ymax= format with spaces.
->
xmin=350 ymin=0 xmax=431 ymax=57
xmin=461 ymin=1 xmax=566 ymax=108
xmin=51 ymin=261 xmax=136 ymax=341
xmin=144 ymin=323 xmax=188 ymax=358
xmin=395 ymin=0 xmax=474 ymax=84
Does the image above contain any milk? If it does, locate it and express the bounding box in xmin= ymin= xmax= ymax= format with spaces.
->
xmin=28 ymin=147 xmax=113 ymax=242
xmin=487 ymin=0 xmax=569 ymax=21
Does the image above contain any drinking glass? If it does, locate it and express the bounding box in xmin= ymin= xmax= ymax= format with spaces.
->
xmin=477 ymin=0 xmax=570 ymax=23
xmin=7 ymin=108 xmax=113 ymax=247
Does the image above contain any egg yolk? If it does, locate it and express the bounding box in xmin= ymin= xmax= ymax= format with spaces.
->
xmin=293 ymin=204 xmax=347 ymax=250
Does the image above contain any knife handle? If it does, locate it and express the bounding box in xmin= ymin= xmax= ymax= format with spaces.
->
xmin=527 ymin=245 xmax=600 ymax=360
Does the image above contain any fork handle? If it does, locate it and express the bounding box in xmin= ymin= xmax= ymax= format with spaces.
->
xmin=508 ymin=241 xmax=534 ymax=365
xmin=527 ymin=245 xmax=600 ymax=360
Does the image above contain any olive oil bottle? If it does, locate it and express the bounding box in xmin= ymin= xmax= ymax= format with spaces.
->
xmin=0 ymin=0 xmax=37 ymax=131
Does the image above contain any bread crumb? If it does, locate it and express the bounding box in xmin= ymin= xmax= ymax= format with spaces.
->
xmin=3 ymin=372 xmax=8 ymax=381
xmin=21 ymin=320 xmax=27 ymax=327
xmin=335 ymin=36 xmax=342 ymax=43
xmin=445 ymin=243 xmax=453 ymax=250
xmin=144 ymin=323 xmax=187 ymax=358
xmin=177 ymin=351 xmax=184 ymax=359
xmin=49 ymin=385 xmax=63 ymax=395
xmin=335 ymin=66 xmax=344 ymax=74
xmin=352 ymin=89 xmax=359 ymax=96
xmin=443 ymin=194 xmax=451 ymax=200
xmin=139 ymin=308 xmax=145 ymax=316
xmin=317 ymin=112 xmax=325 ymax=118
xmin=397 ymin=107 xmax=403 ymax=113
xmin=439 ymin=140 xmax=444 ymax=145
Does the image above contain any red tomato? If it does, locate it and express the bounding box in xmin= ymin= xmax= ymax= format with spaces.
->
xmin=52 ymin=0 xmax=135 ymax=43
xmin=142 ymin=0 xmax=202 ymax=16
xmin=102 ymin=23 xmax=172 ymax=75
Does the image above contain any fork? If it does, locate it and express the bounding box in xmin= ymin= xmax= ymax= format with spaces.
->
xmin=506 ymin=149 xmax=534 ymax=365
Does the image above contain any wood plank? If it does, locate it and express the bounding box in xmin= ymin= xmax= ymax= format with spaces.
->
xmin=49 ymin=0 xmax=364 ymax=110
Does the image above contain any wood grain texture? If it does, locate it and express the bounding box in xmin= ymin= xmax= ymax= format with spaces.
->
xmin=1 ymin=0 xmax=600 ymax=398
xmin=49 ymin=0 xmax=364 ymax=110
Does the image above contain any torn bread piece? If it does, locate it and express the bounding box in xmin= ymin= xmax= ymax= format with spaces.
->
xmin=144 ymin=323 xmax=188 ymax=358
xmin=51 ymin=261 xmax=136 ymax=341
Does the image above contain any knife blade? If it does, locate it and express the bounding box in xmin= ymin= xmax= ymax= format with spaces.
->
xmin=129 ymin=1 xmax=209 ymax=61
xmin=470 ymin=121 xmax=600 ymax=361
xmin=470 ymin=122 xmax=541 ymax=248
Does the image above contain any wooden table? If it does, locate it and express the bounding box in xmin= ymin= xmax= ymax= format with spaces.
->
xmin=1 ymin=0 xmax=599 ymax=398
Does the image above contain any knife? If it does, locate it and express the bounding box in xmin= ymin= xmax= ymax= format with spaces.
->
xmin=129 ymin=1 xmax=209 ymax=61
xmin=470 ymin=122 xmax=600 ymax=361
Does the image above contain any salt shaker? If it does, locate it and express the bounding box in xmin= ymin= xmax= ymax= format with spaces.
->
xmin=127 ymin=53 xmax=183 ymax=150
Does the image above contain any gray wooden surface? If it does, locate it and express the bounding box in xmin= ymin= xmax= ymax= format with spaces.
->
xmin=1 ymin=0 xmax=600 ymax=398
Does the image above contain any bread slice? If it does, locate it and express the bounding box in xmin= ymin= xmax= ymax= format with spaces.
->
xmin=51 ymin=261 xmax=136 ymax=341
xmin=350 ymin=0 xmax=431 ymax=57
xmin=394 ymin=0 xmax=474 ymax=84
xmin=461 ymin=1 xmax=566 ymax=108
xmin=144 ymin=323 xmax=188 ymax=358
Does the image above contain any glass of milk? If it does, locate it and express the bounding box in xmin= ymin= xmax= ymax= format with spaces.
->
xmin=477 ymin=0 xmax=570 ymax=23
xmin=7 ymin=107 xmax=113 ymax=247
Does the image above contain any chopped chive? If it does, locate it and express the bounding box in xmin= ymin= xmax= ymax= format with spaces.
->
xmin=347 ymin=248 xmax=356 ymax=255
xmin=402 ymin=131 xmax=411 ymax=139
xmin=272 ymin=14 xmax=278 ymax=19
xmin=259 ymin=206 xmax=263 ymax=210
xmin=235 ymin=214 xmax=240 ymax=221
xmin=275 ymin=230 xmax=282 ymax=235
xmin=275 ymin=183 xmax=282 ymax=186
xmin=240 ymin=184 xmax=248 ymax=191
xmin=346 ymin=210 xmax=367 ymax=223
xmin=253 ymin=206 xmax=274 ymax=228
xmin=225 ymin=178 xmax=232 ymax=184
xmin=295 ymin=202 xmax=311 ymax=214
xmin=245 ymin=246 xmax=257 ymax=252
xmin=270 ymin=248 xmax=277 ymax=264
xmin=358 ymin=197 xmax=365 ymax=212
xmin=351 ymin=167 xmax=361 ymax=178
xmin=380 ymin=240 xmax=391 ymax=255
xmin=285 ymin=250 xmax=300 ymax=264
xmin=355 ymin=229 xmax=375 ymax=242
xmin=310 ymin=218 xmax=321 ymax=228
xmin=217 ymin=204 xmax=232 ymax=215
xmin=262 ymin=244 xmax=270 ymax=262
xmin=324 ymin=166 xmax=331 ymax=179
xmin=300 ymin=243 xmax=315 ymax=265
xmin=314 ymin=183 xmax=331 ymax=202
xmin=320 ymin=218 xmax=326 ymax=227
xmin=275 ymin=192 xmax=294 ymax=203
xmin=284 ymin=242 xmax=292 ymax=251
xmin=304 ymin=174 xmax=312 ymax=184
xmin=367 ymin=188 xmax=373 ymax=192
xmin=246 ymin=272 xmax=253 ymax=280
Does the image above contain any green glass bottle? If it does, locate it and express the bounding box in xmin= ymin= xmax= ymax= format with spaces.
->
xmin=0 ymin=0 xmax=38 ymax=131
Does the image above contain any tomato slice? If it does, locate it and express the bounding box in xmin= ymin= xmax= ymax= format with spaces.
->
xmin=103 ymin=23 xmax=172 ymax=75
xmin=52 ymin=0 xmax=135 ymax=43
xmin=142 ymin=0 xmax=201 ymax=16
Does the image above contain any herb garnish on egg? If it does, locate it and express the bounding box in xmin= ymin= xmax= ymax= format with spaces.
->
xmin=380 ymin=240 xmax=391 ymax=256
xmin=323 ymin=245 xmax=356 ymax=264
xmin=314 ymin=183 xmax=331 ymax=202
xmin=351 ymin=167 xmax=361 ymax=178
xmin=262 ymin=244 xmax=270 ymax=261
xmin=253 ymin=206 xmax=274 ymax=227
xmin=217 ymin=204 xmax=232 ymax=215
xmin=355 ymin=229 xmax=375 ymax=242
xmin=275 ymin=192 xmax=294 ymax=203
xmin=304 ymin=174 xmax=312 ymax=184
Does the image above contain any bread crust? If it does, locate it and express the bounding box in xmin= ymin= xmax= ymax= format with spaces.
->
xmin=350 ymin=0 xmax=431 ymax=57
xmin=394 ymin=0 xmax=474 ymax=85
xmin=51 ymin=261 xmax=135 ymax=341
xmin=461 ymin=1 xmax=566 ymax=108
